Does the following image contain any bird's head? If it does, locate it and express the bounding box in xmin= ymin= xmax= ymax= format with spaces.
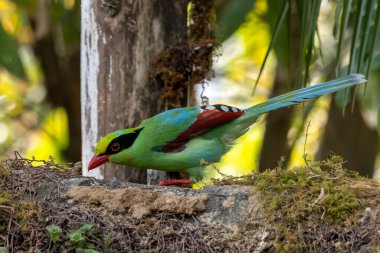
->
xmin=88 ymin=127 xmax=143 ymax=170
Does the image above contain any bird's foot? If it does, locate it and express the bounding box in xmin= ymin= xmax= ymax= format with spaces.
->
xmin=159 ymin=179 xmax=193 ymax=186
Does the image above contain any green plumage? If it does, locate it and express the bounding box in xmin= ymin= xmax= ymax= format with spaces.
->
xmin=91 ymin=74 xmax=366 ymax=180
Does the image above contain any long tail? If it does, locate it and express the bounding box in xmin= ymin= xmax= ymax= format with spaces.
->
xmin=204 ymin=74 xmax=366 ymax=142
xmin=245 ymin=74 xmax=366 ymax=116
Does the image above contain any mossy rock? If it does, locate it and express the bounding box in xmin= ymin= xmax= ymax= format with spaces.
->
xmin=213 ymin=155 xmax=380 ymax=252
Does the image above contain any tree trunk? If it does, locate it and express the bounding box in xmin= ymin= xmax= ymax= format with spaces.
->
xmin=81 ymin=0 xmax=188 ymax=182
xmin=317 ymin=99 xmax=378 ymax=177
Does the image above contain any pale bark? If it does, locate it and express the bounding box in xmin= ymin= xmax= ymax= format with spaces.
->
xmin=81 ymin=0 xmax=188 ymax=182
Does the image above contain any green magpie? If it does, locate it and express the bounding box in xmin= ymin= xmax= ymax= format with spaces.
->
xmin=88 ymin=74 xmax=366 ymax=185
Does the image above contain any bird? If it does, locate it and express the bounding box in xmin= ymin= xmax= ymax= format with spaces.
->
xmin=88 ymin=74 xmax=366 ymax=185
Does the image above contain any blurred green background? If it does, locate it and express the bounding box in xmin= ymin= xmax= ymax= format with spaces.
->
xmin=0 ymin=0 xmax=379 ymax=178
xmin=0 ymin=0 xmax=79 ymax=162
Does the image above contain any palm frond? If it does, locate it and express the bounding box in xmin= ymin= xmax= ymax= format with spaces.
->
xmin=252 ymin=0 xmax=289 ymax=95
xmin=336 ymin=0 xmax=353 ymax=76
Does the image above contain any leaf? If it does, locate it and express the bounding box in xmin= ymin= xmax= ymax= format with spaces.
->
xmin=365 ymin=1 xmax=380 ymax=76
xmin=335 ymin=88 xmax=351 ymax=110
xmin=51 ymin=234 xmax=61 ymax=243
xmin=0 ymin=25 xmax=26 ymax=79
xmin=46 ymin=225 xmax=62 ymax=233
xmin=302 ymin=0 xmax=322 ymax=87
xmin=357 ymin=0 xmax=375 ymax=72
xmin=84 ymin=243 xmax=97 ymax=250
xmin=333 ymin=0 xmax=342 ymax=38
xmin=343 ymin=0 xmax=367 ymax=114
xmin=76 ymin=224 xmax=93 ymax=234
xmin=377 ymin=107 xmax=380 ymax=135
xmin=84 ymin=249 xmax=100 ymax=253
xmin=366 ymin=48 xmax=380 ymax=71
xmin=69 ymin=231 xmax=85 ymax=243
xmin=336 ymin=0 xmax=353 ymax=75
xmin=265 ymin=0 xmax=291 ymax=68
xmin=215 ymin=0 xmax=256 ymax=42
xmin=347 ymin=0 xmax=367 ymax=74
xmin=46 ymin=225 xmax=63 ymax=243
xmin=0 ymin=247 xmax=8 ymax=253
xmin=252 ymin=0 xmax=289 ymax=95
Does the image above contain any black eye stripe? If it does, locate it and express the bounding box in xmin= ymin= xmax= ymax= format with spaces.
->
xmin=105 ymin=128 xmax=144 ymax=155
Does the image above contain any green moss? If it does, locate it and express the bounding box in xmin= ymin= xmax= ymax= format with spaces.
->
xmin=213 ymin=155 xmax=380 ymax=252
xmin=254 ymin=156 xmax=368 ymax=225
xmin=0 ymin=191 xmax=13 ymax=233
xmin=0 ymin=164 xmax=10 ymax=178
xmin=0 ymin=192 xmax=11 ymax=205
xmin=0 ymin=190 xmax=41 ymax=231
xmin=253 ymin=156 xmax=379 ymax=251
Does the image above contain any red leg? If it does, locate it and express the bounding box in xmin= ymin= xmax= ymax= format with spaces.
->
xmin=159 ymin=179 xmax=194 ymax=186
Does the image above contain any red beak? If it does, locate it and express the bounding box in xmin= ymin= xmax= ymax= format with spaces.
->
xmin=88 ymin=155 xmax=109 ymax=170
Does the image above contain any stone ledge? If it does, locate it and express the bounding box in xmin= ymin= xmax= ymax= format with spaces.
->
xmin=1 ymin=158 xmax=379 ymax=252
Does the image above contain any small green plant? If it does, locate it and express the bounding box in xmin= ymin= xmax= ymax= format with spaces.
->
xmin=0 ymin=247 xmax=8 ymax=253
xmin=46 ymin=224 xmax=100 ymax=252
xmin=46 ymin=225 xmax=63 ymax=243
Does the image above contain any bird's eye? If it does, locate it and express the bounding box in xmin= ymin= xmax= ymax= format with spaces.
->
xmin=111 ymin=142 xmax=120 ymax=152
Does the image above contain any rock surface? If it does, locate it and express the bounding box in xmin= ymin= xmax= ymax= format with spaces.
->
xmin=66 ymin=185 xmax=208 ymax=219
xmin=64 ymin=178 xmax=263 ymax=229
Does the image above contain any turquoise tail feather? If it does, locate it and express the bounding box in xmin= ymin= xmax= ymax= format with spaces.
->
xmin=208 ymin=74 xmax=366 ymax=142
xmin=185 ymin=74 xmax=366 ymax=179
xmin=245 ymin=74 xmax=366 ymax=117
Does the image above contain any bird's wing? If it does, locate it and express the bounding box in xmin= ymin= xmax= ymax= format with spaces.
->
xmin=160 ymin=104 xmax=245 ymax=152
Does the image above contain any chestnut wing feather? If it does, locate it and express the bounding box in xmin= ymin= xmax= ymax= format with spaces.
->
xmin=161 ymin=105 xmax=244 ymax=152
